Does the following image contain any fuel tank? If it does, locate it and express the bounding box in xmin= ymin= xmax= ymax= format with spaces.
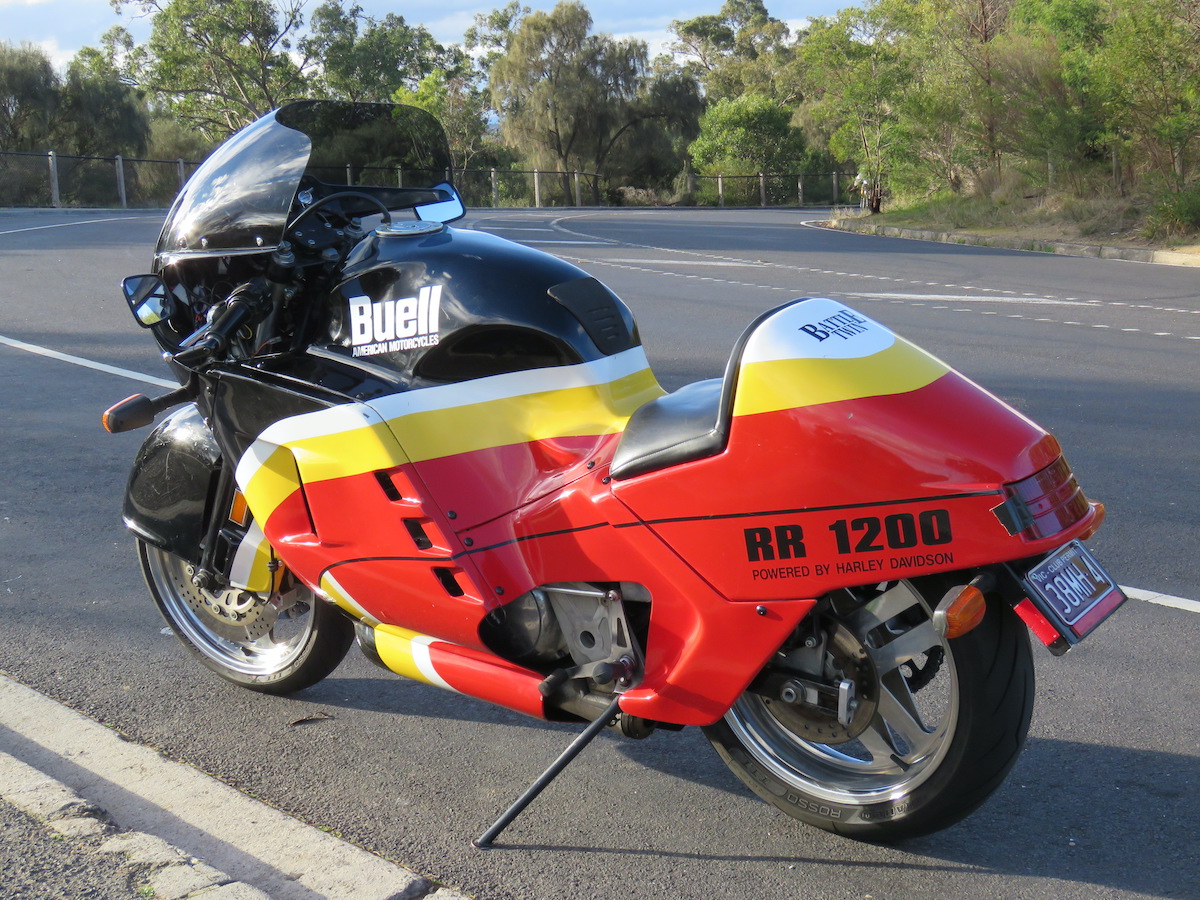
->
xmin=314 ymin=224 xmax=641 ymax=387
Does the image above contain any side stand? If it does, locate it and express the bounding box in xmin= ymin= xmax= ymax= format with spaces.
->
xmin=473 ymin=693 xmax=622 ymax=849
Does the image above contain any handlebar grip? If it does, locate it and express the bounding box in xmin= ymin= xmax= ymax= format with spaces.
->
xmin=170 ymin=293 xmax=260 ymax=367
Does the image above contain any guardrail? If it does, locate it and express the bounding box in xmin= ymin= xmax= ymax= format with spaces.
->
xmin=0 ymin=150 xmax=853 ymax=210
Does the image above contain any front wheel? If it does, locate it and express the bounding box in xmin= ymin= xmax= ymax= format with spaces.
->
xmin=139 ymin=540 xmax=354 ymax=694
xmin=703 ymin=578 xmax=1034 ymax=841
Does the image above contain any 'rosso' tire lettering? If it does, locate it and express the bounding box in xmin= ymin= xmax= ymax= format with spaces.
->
xmin=829 ymin=510 xmax=952 ymax=555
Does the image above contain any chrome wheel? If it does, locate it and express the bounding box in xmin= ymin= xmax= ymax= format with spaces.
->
xmin=139 ymin=540 xmax=353 ymax=693
xmin=704 ymin=578 xmax=1033 ymax=840
xmin=728 ymin=581 xmax=956 ymax=804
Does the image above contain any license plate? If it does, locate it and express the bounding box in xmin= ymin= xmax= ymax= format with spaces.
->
xmin=1024 ymin=541 xmax=1126 ymax=644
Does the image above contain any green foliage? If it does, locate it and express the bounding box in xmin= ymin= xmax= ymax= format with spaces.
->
xmin=670 ymin=0 xmax=799 ymax=102
xmin=302 ymin=2 xmax=459 ymax=102
xmin=1145 ymin=184 xmax=1200 ymax=238
xmin=112 ymin=0 xmax=310 ymax=137
xmin=490 ymin=1 xmax=701 ymax=186
xmin=689 ymin=95 xmax=806 ymax=174
xmin=393 ymin=71 xmax=490 ymax=169
xmin=0 ymin=43 xmax=58 ymax=151
xmin=1092 ymin=0 xmax=1200 ymax=187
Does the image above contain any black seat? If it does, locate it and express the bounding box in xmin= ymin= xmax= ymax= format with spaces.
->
xmin=610 ymin=378 xmax=727 ymax=480
xmin=609 ymin=298 xmax=811 ymax=481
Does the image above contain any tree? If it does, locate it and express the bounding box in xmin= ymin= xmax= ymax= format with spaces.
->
xmin=671 ymin=0 xmax=798 ymax=102
xmin=1093 ymin=0 xmax=1200 ymax=187
xmin=795 ymin=2 xmax=916 ymax=209
xmin=490 ymin=1 xmax=693 ymax=195
xmin=688 ymin=94 xmax=807 ymax=175
xmin=393 ymin=71 xmax=490 ymax=170
xmin=111 ymin=0 xmax=312 ymax=138
xmin=0 ymin=43 xmax=58 ymax=151
xmin=923 ymin=0 xmax=1016 ymax=179
xmin=61 ymin=56 xmax=149 ymax=156
xmin=302 ymin=2 xmax=458 ymax=102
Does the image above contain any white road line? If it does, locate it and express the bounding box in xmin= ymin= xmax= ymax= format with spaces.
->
xmin=0 ymin=334 xmax=175 ymax=388
xmin=844 ymin=291 xmax=1099 ymax=307
xmin=0 ymin=216 xmax=152 ymax=237
xmin=1123 ymin=587 xmax=1200 ymax=614
xmin=524 ymin=239 xmax=615 ymax=245
xmin=603 ymin=258 xmax=769 ymax=267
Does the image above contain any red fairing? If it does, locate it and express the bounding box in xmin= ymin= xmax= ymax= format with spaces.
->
xmin=457 ymin=473 xmax=816 ymax=725
xmin=612 ymin=371 xmax=1099 ymax=602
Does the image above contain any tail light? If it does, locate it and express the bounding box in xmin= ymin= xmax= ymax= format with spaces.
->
xmin=992 ymin=456 xmax=1091 ymax=540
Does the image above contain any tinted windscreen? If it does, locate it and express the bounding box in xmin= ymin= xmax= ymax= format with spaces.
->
xmin=157 ymin=101 xmax=453 ymax=261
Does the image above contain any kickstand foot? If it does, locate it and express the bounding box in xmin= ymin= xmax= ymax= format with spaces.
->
xmin=473 ymin=693 xmax=622 ymax=849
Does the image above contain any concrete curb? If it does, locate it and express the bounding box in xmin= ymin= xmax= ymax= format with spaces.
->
xmin=0 ymin=674 xmax=470 ymax=900
xmin=827 ymin=216 xmax=1200 ymax=268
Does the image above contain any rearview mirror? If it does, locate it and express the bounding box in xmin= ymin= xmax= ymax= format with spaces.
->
xmin=122 ymin=275 xmax=175 ymax=327
xmin=414 ymin=182 xmax=466 ymax=224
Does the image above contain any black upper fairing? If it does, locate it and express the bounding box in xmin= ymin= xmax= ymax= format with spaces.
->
xmin=155 ymin=101 xmax=457 ymax=264
xmin=315 ymin=226 xmax=640 ymax=385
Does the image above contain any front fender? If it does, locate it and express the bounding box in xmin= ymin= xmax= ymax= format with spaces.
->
xmin=123 ymin=404 xmax=221 ymax=563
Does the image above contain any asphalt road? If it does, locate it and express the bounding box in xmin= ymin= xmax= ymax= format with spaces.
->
xmin=1 ymin=207 xmax=1197 ymax=900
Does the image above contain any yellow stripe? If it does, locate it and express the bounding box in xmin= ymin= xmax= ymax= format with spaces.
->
xmin=390 ymin=368 xmax=663 ymax=463
xmin=732 ymin=339 xmax=949 ymax=417
xmin=242 ymin=445 xmax=307 ymax=525
xmin=372 ymin=624 xmax=452 ymax=688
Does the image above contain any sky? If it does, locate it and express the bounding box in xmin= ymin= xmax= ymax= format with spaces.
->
xmin=0 ymin=0 xmax=849 ymax=70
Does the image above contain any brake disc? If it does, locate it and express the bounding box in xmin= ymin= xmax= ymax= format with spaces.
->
xmin=764 ymin=622 xmax=880 ymax=745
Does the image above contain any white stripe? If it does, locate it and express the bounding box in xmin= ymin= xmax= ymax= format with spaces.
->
xmin=227 ymin=520 xmax=267 ymax=590
xmin=369 ymin=346 xmax=653 ymax=420
xmin=1122 ymin=586 xmax=1200 ymax=614
xmin=0 ymin=334 xmax=175 ymax=388
xmin=320 ymin=572 xmax=377 ymax=624
xmin=410 ymin=636 xmax=454 ymax=690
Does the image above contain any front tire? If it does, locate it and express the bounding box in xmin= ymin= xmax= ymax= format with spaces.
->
xmin=703 ymin=579 xmax=1034 ymax=841
xmin=139 ymin=540 xmax=353 ymax=694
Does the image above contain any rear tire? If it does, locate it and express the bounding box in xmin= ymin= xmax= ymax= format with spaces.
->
xmin=703 ymin=579 xmax=1033 ymax=841
xmin=139 ymin=540 xmax=353 ymax=694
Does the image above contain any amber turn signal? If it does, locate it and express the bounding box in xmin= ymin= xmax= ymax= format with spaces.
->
xmin=934 ymin=585 xmax=987 ymax=640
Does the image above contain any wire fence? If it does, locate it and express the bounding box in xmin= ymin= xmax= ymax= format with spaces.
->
xmin=0 ymin=150 xmax=854 ymax=210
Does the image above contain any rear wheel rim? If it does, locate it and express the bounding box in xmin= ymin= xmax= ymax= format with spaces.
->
xmin=725 ymin=581 xmax=959 ymax=806
xmin=144 ymin=545 xmax=315 ymax=677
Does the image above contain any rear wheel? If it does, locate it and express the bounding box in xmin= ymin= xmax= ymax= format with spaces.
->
xmin=139 ymin=540 xmax=353 ymax=694
xmin=703 ymin=579 xmax=1033 ymax=840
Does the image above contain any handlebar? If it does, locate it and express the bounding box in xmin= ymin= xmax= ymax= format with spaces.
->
xmin=172 ymin=284 xmax=268 ymax=367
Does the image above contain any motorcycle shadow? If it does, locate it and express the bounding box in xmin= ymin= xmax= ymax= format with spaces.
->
xmin=612 ymin=733 xmax=1195 ymax=897
xmin=311 ymin=674 xmax=1191 ymax=896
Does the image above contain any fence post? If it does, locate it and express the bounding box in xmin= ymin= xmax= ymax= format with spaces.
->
xmin=534 ymin=169 xmax=542 ymax=208
xmin=346 ymin=163 xmax=353 ymax=185
xmin=573 ymin=171 xmax=582 ymax=207
xmin=115 ymin=155 xmax=128 ymax=208
xmin=717 ymin=174 xmax=724 ymax=208
xmin=797 ymin=174 xmax=804 ymax=207
xmin=832 ymin=172 xmax=840 ymax=205
xmin=397 ymin=168 xmax=404 ymax=188
xmin=177 ymin=158 xmax=186 ymax=191
xmin=759 ymin=172 xmax=767 ymax=207
xmin=491 ymin=168 xmax=499 ymax=207
xmin=47 ymin=151 xmax=61 ymax=208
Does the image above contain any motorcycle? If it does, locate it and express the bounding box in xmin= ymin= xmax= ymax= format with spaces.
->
xmin=104 ymin=100 xmax=1127 ymax=844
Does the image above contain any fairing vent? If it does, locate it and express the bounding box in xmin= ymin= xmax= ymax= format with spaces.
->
xmin=992 ymin=457 xmax=1090 ymax=540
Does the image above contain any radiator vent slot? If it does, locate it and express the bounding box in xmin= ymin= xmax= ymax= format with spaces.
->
xmin=404 ymin=519 xmax=433 ymax=550
xmin=433 ymin=567 xmax=465 ymax=597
